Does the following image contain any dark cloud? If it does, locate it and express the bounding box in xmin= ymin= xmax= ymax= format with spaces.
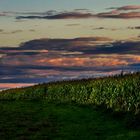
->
xmin=128 ymin=26 xmax=140 ymax=30
xmin=11 ymin=30 xmax=23 ymax=34
xmin=92 ymin=27 xmax=105 ymax=30
xmin=1 ymin=5 xmax=140 ymax=20
xmin=17 ymin=37 xmax=112 ymax=52
xmin=108 ymin=5 xmax=140 ymax=11
xmin=15 ymin=10 xmax=140 ymax=20
xmin=0 ymin=30 xmax=23 ymax=35
xmin=1 ymin=37 xmax=140 ymax=56
xmin=0 ymin=37 xmax=140 ymax=86
xmin=16 ymin=11 xmax=95 ymax=20
xmin=16 ymin=15 xmax=43 ymax=19
xmin=16 ymin=38 xmax=140 ymax=55
xmin=29 ymin=29 xmax=36 ymax=32
xmin=97 ymin=11 xmax=140 ymax=19
xmin=74 ymin=9 xmax=90 ymax=11
xmin=92 ymin=27 xmax=122 ymax=31
xmin=101 ymin=5 xmax=140 ymax=19
xmin=0 ymin=29 xmax=4 ymax=32
xmin=2 ymin=11 xmax=57 ymax=16
xmin=66 ymin=24 xmax=80 ymax=26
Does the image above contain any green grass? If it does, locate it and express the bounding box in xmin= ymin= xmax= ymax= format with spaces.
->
xmin=0 ymin=101 xmax=139 ymax=140
xmin=0 ymin=73 xmax=140 ymax=139
xmin=0 ymin=72 xmax=140 ymax=115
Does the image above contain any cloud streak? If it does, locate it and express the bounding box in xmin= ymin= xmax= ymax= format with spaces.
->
xmin=15 ymin=5 xmax=140 ymax=20
xmin=0 ymin=38 xmax=140 ymax=90
xmin=109 ymin=5 xmax=140 ymax=11
xmin=16 ymin=11 xmax=140 ymax=20
xmin=16 ymin=11 xmax=95 ymax=20
xmin=97 ymin=11 xmax=140 ymax=19
xmin=128 ymin=26 xmax=140 ymax=30
xmin=1 ymin=5 xmax=140 ymax=20
xmin=0 ymin=37 xmax=140 ymax=85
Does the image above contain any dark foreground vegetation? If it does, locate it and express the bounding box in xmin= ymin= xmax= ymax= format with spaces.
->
xmin=0 ymin=72 xmax=140 ymax=139
xmin=0 ymin=101 xmax=140 ymax=140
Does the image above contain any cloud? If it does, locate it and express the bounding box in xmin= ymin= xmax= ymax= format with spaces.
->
xmin=92 ymin=27 xmax=123 ymax=31
xmin=16 ymin=11 xmax=95 ymax=20
xmin=1 ymin=5 xmax=140 ymax=20
xmin=0 ymin=13 xmax=7 ymax=16
xmin=0 ymin=30 xmax=23 ymax=35
xmin=0 ymin=83 xmax=34 ymax=90
xmin=66 ymin=24 xmax=80 ymax=26
xmin=74 ymin=9 xmax=90 ymax=11
xmin=109 ymin=5 xmax=140 ymax=11
xmin=15 ymin=37 xmax=112 ymax=53
xmin=2 ymin=11 xmax=57 ymax=16
xmin=0 ymin=37 xmax=140 ymax=88
xmin=97 ymin=11 xmax=140 ymax=19
xmin=11 ymin=30 xmax=23 ymax=34
xmin=29 ymin=29 xmax=36 ymax=32
xmin=36 ymin=56 xmax=129 ymax=67
xmin=101 ymin=5 xmax=140 ymax=19
xmin=92 ymin=27 xmax=106 ymax=30
xmin=15 ymin=9 xmax=140 ymax=20
xmin=0 ymin=29 xmax=4 ymax=32
xmin=128 ymin=26 xmax=140 ymax=29
xmin=17 ymin=38 xmax=140 ymax=55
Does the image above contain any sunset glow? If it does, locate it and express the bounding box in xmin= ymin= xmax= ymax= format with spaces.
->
xmin=0 ymin=0 xmax=140 ymax=89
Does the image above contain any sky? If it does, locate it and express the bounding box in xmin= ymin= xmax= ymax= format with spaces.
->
xmin=0 ymin=0 xmax=140 ymax=12
xmin=0 ymin=0 xmax=140 ymax=89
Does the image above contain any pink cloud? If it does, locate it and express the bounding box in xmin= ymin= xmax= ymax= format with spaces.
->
xmin=0 ymin=13 xmax=7 ymax=16
xmin=117 ymin=5 xmax=140 ymax=11
xmin=0 ymin=83 xmax=34 ymax=90
xmin=36 ymin=56 xmax=131 ymax=67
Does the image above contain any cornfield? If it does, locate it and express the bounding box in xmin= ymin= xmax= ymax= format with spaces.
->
xmin=0 ymin=72 xmax=140 ymax=115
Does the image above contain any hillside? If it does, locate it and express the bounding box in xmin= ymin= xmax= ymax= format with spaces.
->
xmin=0 ymin=73 xmax=140 ymax=139
xmin=0 ymin=72 xmax=140 ymax=114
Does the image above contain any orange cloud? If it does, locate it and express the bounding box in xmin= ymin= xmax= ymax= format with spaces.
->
xmin=0 ymin=83 xmax=34 ymax=90
xmin=37 ymin=56 xmax=129 ymax=67
xmin=131 ymin=56 xmax=140 ymax=62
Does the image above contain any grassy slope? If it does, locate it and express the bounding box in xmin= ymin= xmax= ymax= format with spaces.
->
xmin=0 ymin=101 xmax=139 ymax=140
xmin=0 ymin=73 xmax=140 ymax=139
xmin=1 ymin=73 xmax=140 ymax=115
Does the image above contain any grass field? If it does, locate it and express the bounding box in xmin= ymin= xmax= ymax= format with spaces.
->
xmin=0 ymin=73 xmax=140 ymax=139
xmin=0 ymin=101 xmax=139 ymax=140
